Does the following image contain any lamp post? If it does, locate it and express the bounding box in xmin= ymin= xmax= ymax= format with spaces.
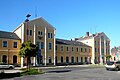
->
xmin=25 ymin=14 xmax=31 ymax=41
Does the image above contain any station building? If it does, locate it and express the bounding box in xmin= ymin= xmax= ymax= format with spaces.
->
xmin=0 ymin=17 xmax=110 ymax=66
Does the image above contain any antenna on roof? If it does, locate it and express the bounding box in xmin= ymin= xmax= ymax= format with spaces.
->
xmin=35 ymin=6 xmax=37 ymax=18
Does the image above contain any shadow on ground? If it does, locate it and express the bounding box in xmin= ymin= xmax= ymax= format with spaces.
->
xmin=46 ymin=69 xmax=72 ymax=73
xmin=0 ymin=72 xmax=21 ymax=79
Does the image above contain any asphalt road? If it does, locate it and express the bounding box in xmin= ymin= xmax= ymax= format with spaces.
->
xmin=3 ymin=67 xmax=120 ymax=80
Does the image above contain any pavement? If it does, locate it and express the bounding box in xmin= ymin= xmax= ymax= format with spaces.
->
xmin=0 ymin=65 xmax=90 ymax=73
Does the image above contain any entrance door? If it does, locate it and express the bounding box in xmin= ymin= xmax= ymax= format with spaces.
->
xmin=2 ymin=55 xmax=7 ymax=63
xmin=13 ymin=55 xmax=17 ymax=64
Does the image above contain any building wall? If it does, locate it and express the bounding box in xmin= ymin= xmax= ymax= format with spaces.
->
xmin=14 ymin=18 xmax=56 ymax=65
xmin=77 ymin=32 xmax=110 ymax=64
xmin=56 ymin=44 xmax=92 ymax=64
xmin=0 ymin=38 xmax=21 ymax=65
xmin=77 ymin=37 xmax=95 ymax=64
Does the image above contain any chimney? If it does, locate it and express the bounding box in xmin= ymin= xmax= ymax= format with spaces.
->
xmin=86 ymin=32 xmax=89 ymax=37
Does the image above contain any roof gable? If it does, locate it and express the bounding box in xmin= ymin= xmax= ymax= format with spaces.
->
xmin=24 ymin=17 xmax=55 ymax=30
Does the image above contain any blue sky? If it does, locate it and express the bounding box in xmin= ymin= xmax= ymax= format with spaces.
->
xmin=0 ymin=0 xmax=120 ymax=48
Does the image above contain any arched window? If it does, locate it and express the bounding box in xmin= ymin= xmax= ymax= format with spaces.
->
xmin=66 ymin=57 xmax=69 ymax=63
xmin=61 ymin=56 xmax=63 ymax=63
xmin=2 ymin=55 xmax=7 ymax=63
xmin=71 ymin=57 xmax=74 ymax=63
xmin=13 ymin=55 xmax=17 ymax=64
xmin=76 ymin=57 xmax=78 ymax=62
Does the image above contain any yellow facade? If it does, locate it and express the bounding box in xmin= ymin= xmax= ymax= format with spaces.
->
xmin=56 ymin=39 xmax=92 ymax=65
xmin=1 ymin=17 xmax=111 ymax=66
xmin=0 ymin=38 xmax=21 ymax=65
xmin=14 ymin=17 xmax=56 ymax=65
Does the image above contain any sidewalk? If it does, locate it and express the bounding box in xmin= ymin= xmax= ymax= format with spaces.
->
xmin=15 ymin=65 xmax=89 ymax=70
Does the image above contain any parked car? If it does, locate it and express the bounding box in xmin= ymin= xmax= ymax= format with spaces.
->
xmin=105 ymin=61 xmax=120 ymax=71
xmin=0 ymin=63 xmax=15 ymax=69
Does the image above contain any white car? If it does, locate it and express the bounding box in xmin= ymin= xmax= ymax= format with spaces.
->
xmin=105 ymin=61 xmax=120 ymax=71
xmin=0 ymin=63 xmax=15 ymax=69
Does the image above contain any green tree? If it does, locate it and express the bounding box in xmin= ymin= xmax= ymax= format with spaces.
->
xmin=19 ymin=41 xmax=37 ymax=70
xmin=105 ymin=54 xmax=111 ymax=62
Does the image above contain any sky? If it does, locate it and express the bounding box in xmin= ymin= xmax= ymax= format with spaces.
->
xmin=0 ymin=0 xmax=120 ymax=48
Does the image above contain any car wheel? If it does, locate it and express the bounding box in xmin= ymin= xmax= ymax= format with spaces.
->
xmin=115 ymin=67 xmax=119 ymax=71
xmin=106 ymin=68 xmax=109 ymax=71
xmin=9 ymin=67 xmax=13 ymax=70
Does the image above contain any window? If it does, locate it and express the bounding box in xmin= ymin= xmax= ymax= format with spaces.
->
xmin=102 ymin=48 xmax=104 ymax=53
xmin=41 ymin=42 xmax=44 ymax=49
xmin=60 ymin=46 xmax=63 ymax=51
xmin=61 ymin=56 xmax=63 ymax=63
xmin=13 ymin=42 xmax=17 ymax=48
xmin=30 ymin=30 xmax=32 ymax=36
xmin=106 ymin=49 xmax=107 ymax=54
xmin=48 ymin=33 xmax=50 ymax=38
xmin=76 ymin=48 xmax=78 ymax=52
xmin=38 ymin=42 xmax=44 ymax=49
xmin=67 ymin=47 xmax=69 ymax=51
xmin=49 ymin=43 xmax=52 ymax=50
xmin=101 ymin=36 xmax=104 ymax=40
xmin=38 ymin=31 xmax=43 ymax=35
xmin=71 ymin=57 xmax=74 ymax=63
xmin=95 ymin=41 xmax=96 ymax=45
xmin=72 ymin=47 xmax=74 ymax=51
xmin=81 ymin=48 xmax=83 ymax=52
xmin=2 ymin=55 xmax=7 ymax=63
xmin=13 ymin=55 xmax=17 ymax=64
xmin=56 ymin=45 xmax=57 ymax=51
xmin=48 ymin=33 xmax=52 ymax=38
xmin=95 ymin=48 xmax=97 ymax=53
xmin=49 ymin=57 xmax=52 ymax=63
xmin=51 ymin=33 xmax=53 ymax=38
xmin=66 ymin=57 xmax=69 ymax=63
xmin=3 ymin=41 xmax=7 ymax=47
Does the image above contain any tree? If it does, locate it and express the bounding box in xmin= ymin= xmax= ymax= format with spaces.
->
xmin=19 ymin=41 xmax=37 ymax=70
xmin=105 ymin=54 xmax=111 ymax=62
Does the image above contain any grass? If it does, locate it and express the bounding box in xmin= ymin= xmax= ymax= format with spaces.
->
xmin=20 ymin=68 xmax=44 ymax=76
xmin=0 ymin=68 xmax=44 ymax=79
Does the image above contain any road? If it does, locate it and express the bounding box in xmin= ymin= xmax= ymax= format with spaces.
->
xmin=3 ymin=67 xmax=120 ymax=80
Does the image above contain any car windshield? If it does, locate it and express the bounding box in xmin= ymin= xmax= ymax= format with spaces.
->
xmin=107 ymin=61 xmax=114 ymax=65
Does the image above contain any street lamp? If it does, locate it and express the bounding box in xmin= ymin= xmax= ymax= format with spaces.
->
xmin=25 ymin=14 xmax=31 ymax=41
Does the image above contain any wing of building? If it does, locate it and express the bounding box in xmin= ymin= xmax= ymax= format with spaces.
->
xmin=0 ymin=31 xmax=21 ymax=65
xmin=75 ymin=32 xmax=110 ymax=64
xmin=56 ymin=38 xmax=92 ymax=65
